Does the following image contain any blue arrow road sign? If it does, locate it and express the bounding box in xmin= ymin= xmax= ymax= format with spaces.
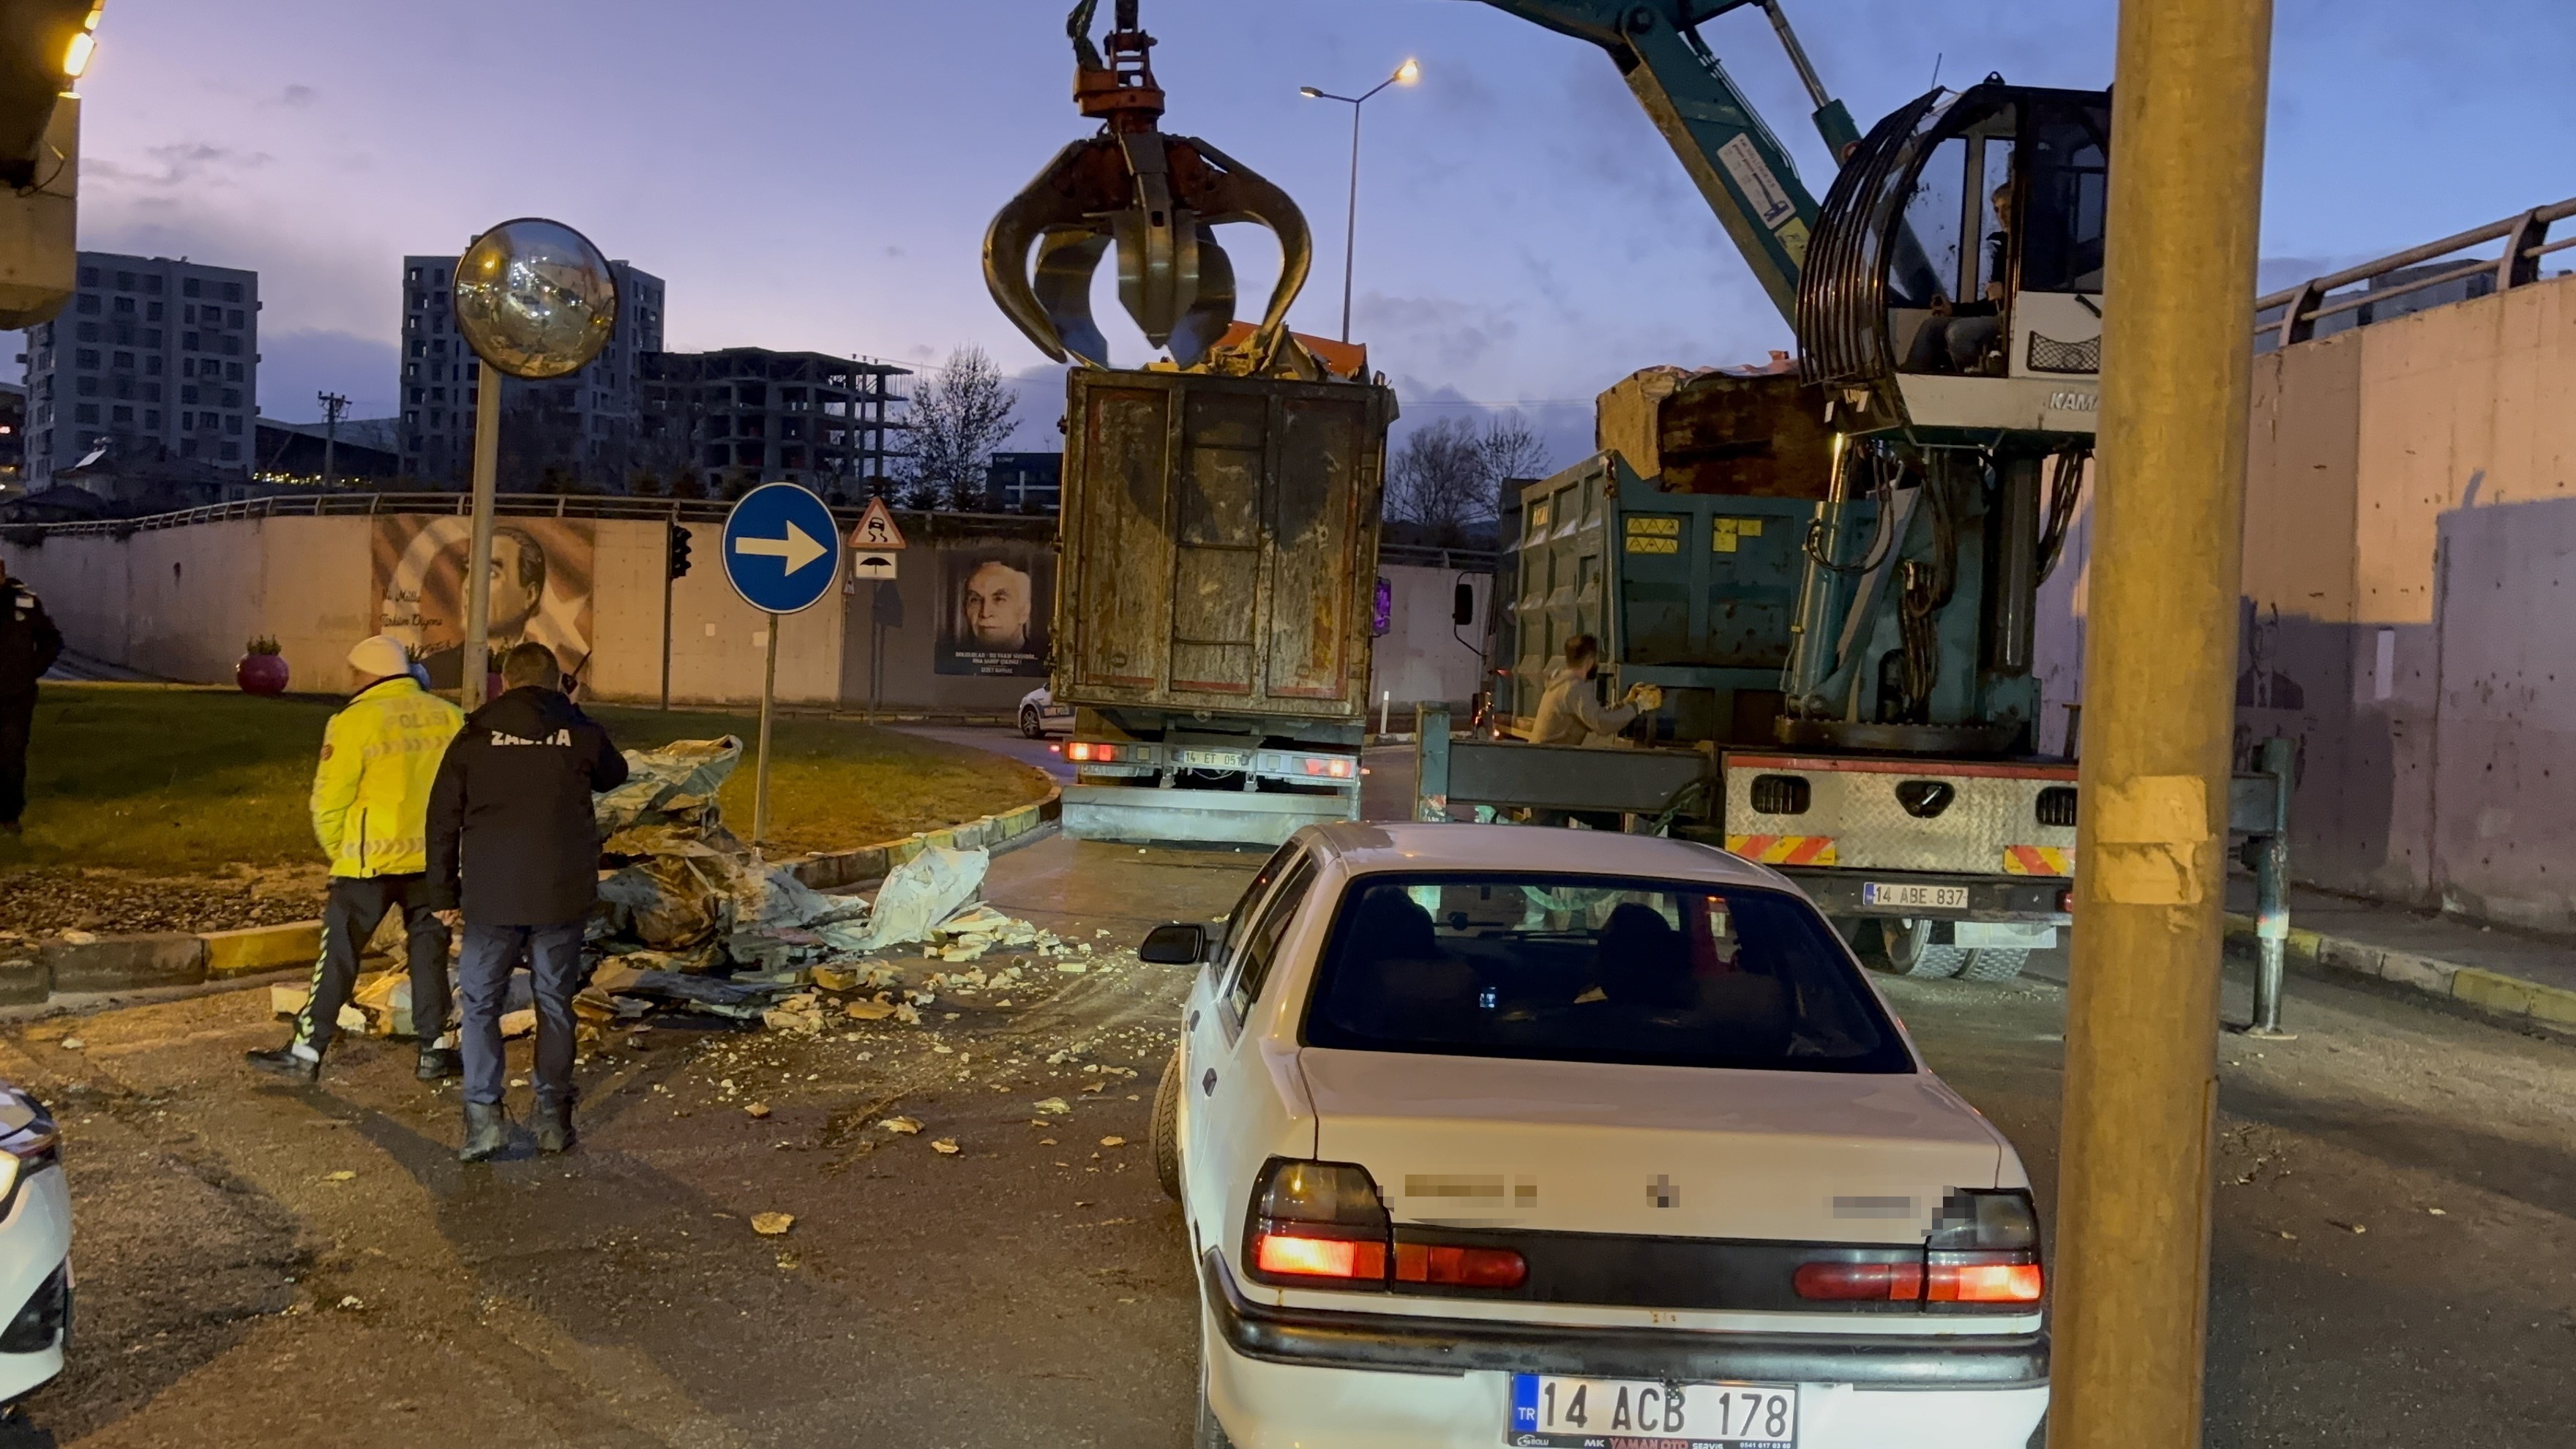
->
xmin=722 ymin=482 xmax=841 ymax=614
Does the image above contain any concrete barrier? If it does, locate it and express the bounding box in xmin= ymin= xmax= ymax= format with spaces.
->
xmin=42 ymin=932 xmax=207 ymax=992
xmin=203 ymin=921 xmax=323 ymax=980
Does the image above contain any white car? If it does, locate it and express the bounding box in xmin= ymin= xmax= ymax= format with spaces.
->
xmin=1019 ymin=685 xmax=1073 ymax=739
xmin=0 ymin=1081 xmax=70 ymax=1407
xmin=1145 ymin=823 xmax=2046 ymax=1449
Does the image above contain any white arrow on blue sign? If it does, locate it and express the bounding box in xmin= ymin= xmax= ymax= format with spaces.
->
xmin=722 ymin=482 xmax=842 ymax=615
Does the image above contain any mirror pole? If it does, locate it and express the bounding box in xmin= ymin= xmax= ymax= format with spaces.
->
xmin=460 ymin=373 xmax=503 ymax=711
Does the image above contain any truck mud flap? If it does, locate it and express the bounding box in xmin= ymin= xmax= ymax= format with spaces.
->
xmin=1062 ymin=785 xmax=1357 ymax=847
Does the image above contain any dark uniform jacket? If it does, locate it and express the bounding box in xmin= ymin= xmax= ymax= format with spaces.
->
xmin=1 ymin=580 xmax=64 ymax=698
xmin=425 ymin=686 xmax=629 ymax=926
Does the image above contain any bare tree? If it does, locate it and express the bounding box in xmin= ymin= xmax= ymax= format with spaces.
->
xmin=899 ymin=345 xmax=1019 ymax=510
xmin=1386 ymin=412 xmax=1553 ymax=545
xmin=1476 ymin=411 xmax=1551 ymax=514
xmin=1386 ymin=416 xmax=1489 ymax=544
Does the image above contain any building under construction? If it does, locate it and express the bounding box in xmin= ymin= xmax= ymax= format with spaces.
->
xmin=639 ymin=348 xmax=908 ymax=498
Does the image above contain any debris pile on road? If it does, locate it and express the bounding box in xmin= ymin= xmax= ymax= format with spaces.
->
xmin=279 ymin=738 xmax=1124 ymax=1044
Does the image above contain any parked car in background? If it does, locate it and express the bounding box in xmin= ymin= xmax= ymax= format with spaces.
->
xmin=1145 ymin=823 xmax=2049 ymax=1449
xmin=0 ymin=1080 xmax=70 ymax=1408
xmin=1019 ymin=685 xmax=1073 ymax=739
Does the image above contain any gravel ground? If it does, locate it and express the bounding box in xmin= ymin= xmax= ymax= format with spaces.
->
xmin=0 ymin=866 xmax=329 ymax=938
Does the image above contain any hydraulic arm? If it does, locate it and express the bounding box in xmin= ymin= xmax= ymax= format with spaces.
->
xmin=1475 ymin=0 xmax=1858 ymax=322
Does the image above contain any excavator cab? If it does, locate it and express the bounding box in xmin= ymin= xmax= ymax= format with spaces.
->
xmin=1799 ymin=80 xmax=2110 ymax=440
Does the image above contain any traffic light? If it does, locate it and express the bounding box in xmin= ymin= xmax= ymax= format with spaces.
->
xmin=667 ymin=523 xmax=693 ymax=580
xmin=0 ymin=1 xmax=102 ymax=327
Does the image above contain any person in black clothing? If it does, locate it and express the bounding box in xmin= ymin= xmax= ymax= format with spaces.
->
xmin=425 ymin=641 xmax=629 ymax=1161
xmin=0 ymin=560 xmax=67 ymax=836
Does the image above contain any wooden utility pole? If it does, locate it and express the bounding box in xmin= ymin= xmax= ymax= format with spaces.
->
xmin=2050 ymin=3 xmax=2275 ymax=1448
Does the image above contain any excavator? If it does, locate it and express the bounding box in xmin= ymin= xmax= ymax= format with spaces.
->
xmin=982 ymin=1 xmax=2113 ymax=980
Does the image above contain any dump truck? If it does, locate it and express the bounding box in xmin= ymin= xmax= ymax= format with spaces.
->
xmin=980 ymin=3 xmax=1401 ymax=846
xmin=1049 ymin=366 xmax=1395 ymax=845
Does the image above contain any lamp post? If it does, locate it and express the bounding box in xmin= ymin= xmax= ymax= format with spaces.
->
xmin=449 ymin=218 xmax=619 ymax=709
xmin=1300 ymin=57 xmax=1419 ymax=344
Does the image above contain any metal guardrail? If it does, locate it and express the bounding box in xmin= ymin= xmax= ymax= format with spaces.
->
xmin=2253 ymin=196 xmax=2575 ymax=349
xmin=1379 ymin=542 xmax=1499 ymax=571
xmin=6 ymin=490 xmax=1057 ymax=540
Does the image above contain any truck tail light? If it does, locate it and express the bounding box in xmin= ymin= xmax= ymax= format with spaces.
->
xmin=1796 ymin=1190 xmax=2043 ymax=1307
xmin=1246 ymin=1158 xmax=1390 ymax=1288
xmin=1301 ymin=756 xmax=1354 ymax=779
xmin=1068 ymin=741 xmax=1133 ymax=763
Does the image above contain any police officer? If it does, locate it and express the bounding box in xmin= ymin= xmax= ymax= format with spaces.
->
xmin=246 ymin=635 xmax=464 ymax=1083
xmin=0 ymin=558 xmax=66 ymax=836
xmin=427 ymin=640 xmax=629 ymax=1161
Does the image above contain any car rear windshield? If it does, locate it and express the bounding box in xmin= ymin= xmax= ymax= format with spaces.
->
xmin=1301 ymin=874 xmax=1913 ymax=1074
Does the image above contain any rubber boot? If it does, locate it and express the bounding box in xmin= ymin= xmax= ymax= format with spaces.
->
xmin=416 ymin=1045 xmax=462 ymax=1082
xmin=533 ymin=1098 xmax=577 ymax=1155
xmin=459 ymin=1102 xmax=509 ymax=1162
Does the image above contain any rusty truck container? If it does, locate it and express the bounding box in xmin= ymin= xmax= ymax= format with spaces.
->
xmin=1054 ymin=365 xmax=1395 ymax=845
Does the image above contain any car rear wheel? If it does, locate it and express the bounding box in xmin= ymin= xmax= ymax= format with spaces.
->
xmin=1152 ymin=1043 xmax=1184 ymax=1202
xmin=1019 ymin=705 xmax=1045 ymax=738
xmin=1958 ymin=947 xmax=2031 ymax=982
xmin=1881 ymin=918 xmax=1969 ymax=979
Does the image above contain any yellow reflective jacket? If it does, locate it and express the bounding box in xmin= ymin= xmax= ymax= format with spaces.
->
xmin=312 ymin=677 xmax=464 ymax=878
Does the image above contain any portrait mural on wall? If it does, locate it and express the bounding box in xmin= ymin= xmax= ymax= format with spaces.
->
xmin=371 ymin=516 xmax=596 ymax=691
xmin=934 ymin=540 xmax=1055 ymax=678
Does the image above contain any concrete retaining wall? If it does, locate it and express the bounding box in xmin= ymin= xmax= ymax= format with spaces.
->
xmin=6 ymin=514 xmax=1491 ymax=721
xmin=2041 ymin=272 xmax=2576 ymax=932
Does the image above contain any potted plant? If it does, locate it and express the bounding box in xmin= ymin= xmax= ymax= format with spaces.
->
xmin=236 ymin=636 xmax=289 ymax=696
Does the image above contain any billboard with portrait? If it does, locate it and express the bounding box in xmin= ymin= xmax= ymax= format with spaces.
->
xmin=372 ymin=516 xmax=596 ymax=692
xmin=933 ymin=540 xmax=1055 ymax=677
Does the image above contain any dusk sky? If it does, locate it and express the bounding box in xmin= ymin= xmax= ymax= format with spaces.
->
xmin=46 ymin=0 xmax=2576 ymax=464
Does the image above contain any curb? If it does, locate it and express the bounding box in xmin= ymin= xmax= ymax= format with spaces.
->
xmin=4 ymin=788 xmax=1066 ymax=1008
xmin=2223 ymin=911 xmax=2576 ymax=1031
xmin=785 ymin=787 xmax=1063 ymax=891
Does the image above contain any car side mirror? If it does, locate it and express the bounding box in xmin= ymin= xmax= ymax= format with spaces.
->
xmin=1452 ymin=580 xmax=1476 ymax=628
xmin=1139 ymin=922 xmax=1210 ymax=965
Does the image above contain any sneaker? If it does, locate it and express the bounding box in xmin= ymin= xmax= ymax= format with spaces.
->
xmin=244 ymin=1046 xmax=319 ymax=1083
xmin=415 ymin=1046 xmax=461 ymax=1082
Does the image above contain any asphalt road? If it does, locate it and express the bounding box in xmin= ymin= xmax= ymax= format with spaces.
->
xmin=1 ymin=826 xmax=2569 ymax=1445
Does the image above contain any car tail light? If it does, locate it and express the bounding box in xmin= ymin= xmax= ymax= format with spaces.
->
xmin=1245 ymin=1158 xmax=1391 ymax=1289
xmin=1257 ymin=1232 xmax=1384 ymax=1280
xmin=1792 ymin=1260 xmax=1925 ymax=1300
xmin=1795 ymin=1189 xmax=2043 ymax=1307
xmin=1394 ymin=1241 xmax=1528 ymax=1289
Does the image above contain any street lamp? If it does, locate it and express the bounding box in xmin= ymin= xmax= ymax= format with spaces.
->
xmin=1300 ymin=58 xmax=1420 ymax=344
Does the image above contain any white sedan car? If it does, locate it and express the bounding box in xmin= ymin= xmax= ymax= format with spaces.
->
xmin=0 ymin=1080 xmax=70 ymax=1407
xmin=1145 ymin=823 xmax=2046 ymax=1449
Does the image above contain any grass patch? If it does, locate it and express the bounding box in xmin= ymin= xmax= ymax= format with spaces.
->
xmin=4 ymin=684 xmax=1053 ymax=874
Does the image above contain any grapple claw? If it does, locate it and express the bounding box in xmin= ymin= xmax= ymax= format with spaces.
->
xmin=983 ymin=1 xmax=1313 ymax=371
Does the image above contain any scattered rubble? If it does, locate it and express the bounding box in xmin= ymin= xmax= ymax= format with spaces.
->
xmin=751 ymin=1213 xmax=795 ymax=1236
